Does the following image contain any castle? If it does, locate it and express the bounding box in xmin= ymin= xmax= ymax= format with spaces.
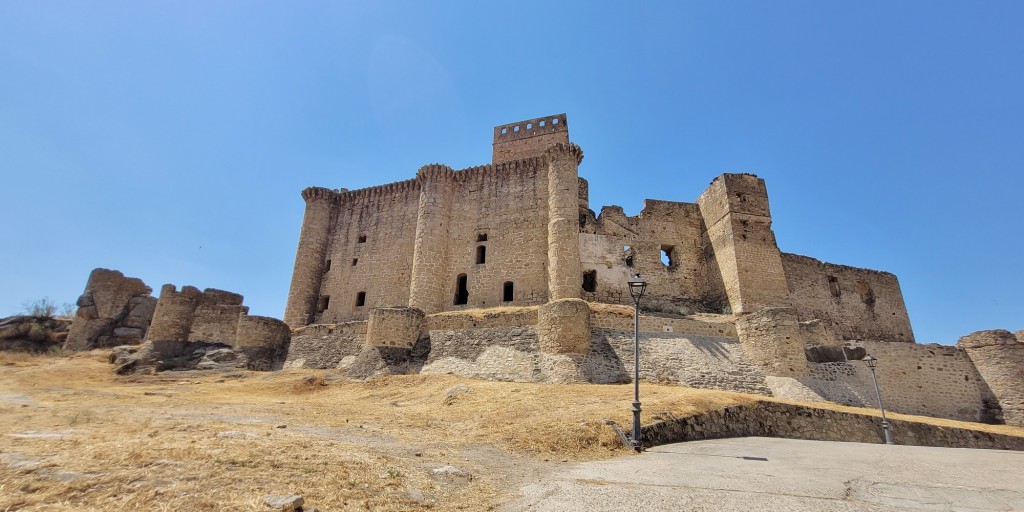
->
xmin=280 ymin=113 xmax=1023 ymax=427
xmin=55 ymin=114 xmax=1022 ymax=430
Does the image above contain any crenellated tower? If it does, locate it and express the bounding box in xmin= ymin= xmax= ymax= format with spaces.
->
xmin=493 ymin=114 xmax=569 ymax=164
xmin=408 ymin=164 xmax=456 ymax=313
xmin=545 ymin=143 xmax=585 ymax=300
xmin=284 ymin=187 xmax=339 ymax=327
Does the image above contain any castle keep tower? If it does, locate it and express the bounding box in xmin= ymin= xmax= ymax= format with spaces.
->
xmin=492 ymin=114 xmax=569 ymax=164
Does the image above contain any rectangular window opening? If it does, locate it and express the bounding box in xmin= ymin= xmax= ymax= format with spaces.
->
xmin=660 ymin=245 xmax=675 ymax=268
xmin=357 ymin=235 xmax=366 ymax=243
xmin=582 ymin=270 xmax=597 ymax=293
xmin=318 ymin=295 xmax=330 ymax=313
xmin=352 ymin=258 xmax=358 ymax=266
xmin=827 ymin=276 xmax=841 ymax=298
xmin=476 ymin=245 xmax=487 ymax=264
xmin=355 ymin=292 xmax=366 ymax=307
xmin=454 ymin=275 xmax=469 ymax=305
xmin=477 ymin=233 xmax=488 ymax=242
xmin=324 ymin=259 xmax=332 ymax=272
xmin=503 ymin=281 xmax=514 ymax=302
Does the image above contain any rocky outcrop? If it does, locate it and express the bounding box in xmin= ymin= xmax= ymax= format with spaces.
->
xmin=64 ymin=269 xmax=156 ymax=351
xmin=0 ymin=315 xmax=71 ymax=352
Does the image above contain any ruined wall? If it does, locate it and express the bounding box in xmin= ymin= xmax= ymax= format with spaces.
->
xmin=65 ymin=268 xmax=156 ymax=350
xmin=284 ymin=187 xmax=338 ymax=327
xmin=235 ymin=315 xmax=291 ymax=371
xmin=318 ymin=180 xmax=421 ymax=322
xmin=580 ymin=199 xmax=725 ymax=314
xmin=188 ymin=289 xmax=247 ymax=344
xmin=734 ymin=307 xmax=808 ymax=377
xmin=492 ymin=114 xmax=568 ymax=164
xmin=696 ymin=174 xmax=790 ymax=314
xmin=764 ymin=340 xmax=988 ymax=424
xmin=959 ymin=330 xmax=1024 ymax=426
xmin=781 ymin=253 xmax=914 ymax=343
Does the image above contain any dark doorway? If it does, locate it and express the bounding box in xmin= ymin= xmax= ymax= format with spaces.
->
xmin=503 ymin=281 xmax=514 ymax=302
xmin=454 ymin=274 xmax=469 ymax=305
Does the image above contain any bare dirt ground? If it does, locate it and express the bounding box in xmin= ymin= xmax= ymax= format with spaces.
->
xmin=2 ymin=351 xmax=1022 ymax=511
xmin=0 ymin=351 xmax=754 ymax=511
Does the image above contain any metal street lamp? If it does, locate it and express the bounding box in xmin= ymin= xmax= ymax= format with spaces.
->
xmin=627 ymin=273 xmax=648 ymax=451
xmin=862 ymin=355 xmax=895 ymax=445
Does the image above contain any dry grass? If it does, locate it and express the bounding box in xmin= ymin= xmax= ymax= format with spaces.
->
xmin=2 ymin=350 xmax=1022 ymax=511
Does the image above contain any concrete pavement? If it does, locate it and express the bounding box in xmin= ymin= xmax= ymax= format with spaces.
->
xmin=501 ymin=437 xmax=1024 ymax=511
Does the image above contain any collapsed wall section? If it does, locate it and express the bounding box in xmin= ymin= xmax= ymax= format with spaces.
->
xmin=580 ymin=199 xmax=726 ymax=314
xmin=781 ymin=253 xmax=914 ymax=343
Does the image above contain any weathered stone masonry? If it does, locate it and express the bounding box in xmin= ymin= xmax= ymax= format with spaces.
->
xmin=274 ymin=113 xmax=1020 ymax=428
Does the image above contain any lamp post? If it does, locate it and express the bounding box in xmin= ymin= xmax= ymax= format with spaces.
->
xmin=862 ymin=355 xmax=895 ymax=445
xmin=627 ymin=273 xmax=648 ymax=451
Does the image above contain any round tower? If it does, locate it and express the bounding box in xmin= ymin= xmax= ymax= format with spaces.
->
xmin=545 ymin=143 xmax=585 ymax=301
xmin=284 ymin=187 xmax=339 ymax=327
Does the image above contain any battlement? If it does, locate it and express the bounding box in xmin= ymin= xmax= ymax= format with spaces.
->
xmin=492 ymin=113 xmax=570 ymax=164
xmin=493 ymin=113 xmax=567 ymax=143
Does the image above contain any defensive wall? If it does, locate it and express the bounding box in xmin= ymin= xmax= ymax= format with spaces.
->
xmin=280 ymin=113 xmax=1022 ymax=427
xmin=64 ymin=270 xmax=291 ymax=373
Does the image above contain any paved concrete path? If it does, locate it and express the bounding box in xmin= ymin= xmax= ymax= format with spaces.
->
xmin=501 ymin=437 xmax=1024 ymax=511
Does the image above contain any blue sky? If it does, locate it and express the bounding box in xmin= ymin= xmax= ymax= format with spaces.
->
xmin=1 ymin=1 xmax=1020 ymax=344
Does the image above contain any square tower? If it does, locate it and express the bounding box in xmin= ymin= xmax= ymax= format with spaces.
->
xmin=492 ymin=113 xmax=569 ymax=163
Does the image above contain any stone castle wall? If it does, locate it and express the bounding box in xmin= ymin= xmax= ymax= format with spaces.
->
xmin=580 ymin=200 xmax=726 ymax=314
xmin=781 ymin=253 xmax=914 ymax=343
xmin=696 ymin=174 xmax=791 ymax=314
xmin=958 ymin=330 xmax=1024 ymax=426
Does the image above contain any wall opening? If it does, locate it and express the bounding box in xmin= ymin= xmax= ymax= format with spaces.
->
xmin=503 ymin=281 xmax=514 ymax=302
xmin=355 ymin=292 xmax=366 ymax=308
xmin=477 ymin=233 xmax=488 ymax=242
xmin=454 ymin=275 xmax=469 ymax=305
xmin=856 ymin=281 xmax=876 ymax=306
xmin=352 ymin=258 xmax=358 ymax=266
xmin=476 ymin=245 xmax=487 ymax=264
xmin=660 ymin=245 xmax=675 ymax=268
xmin=582 ymin=270 xmax=597 ymax=293
xmin=357 ymin=235 xmax=366 ymax=243
xmin=624 ymin=245 xmax=634 ymax=267
xmin=324 ymin=259 xmax=332 ymax=272
xmin=317 ymin=295 xmax=330 ymax=313
xmin=827 ymin=276 xmax=841 ymax=298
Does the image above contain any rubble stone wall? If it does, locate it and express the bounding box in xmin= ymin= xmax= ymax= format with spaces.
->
xmin=642 ymin=401 xmax=1024 ymax=451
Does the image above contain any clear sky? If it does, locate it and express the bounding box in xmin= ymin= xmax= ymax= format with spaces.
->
xmin=1 ymin=1 xmax=1020 ymax=345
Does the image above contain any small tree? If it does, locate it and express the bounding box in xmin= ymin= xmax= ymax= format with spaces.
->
xmin=21 ymin=297 xmax=76 ymax=319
